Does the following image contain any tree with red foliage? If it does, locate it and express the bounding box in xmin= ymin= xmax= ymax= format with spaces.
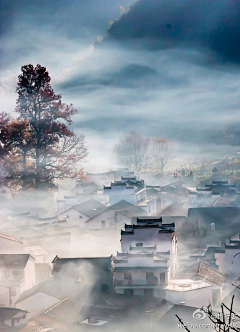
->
xmin=0 ymin=64 xmax=88 ymax=191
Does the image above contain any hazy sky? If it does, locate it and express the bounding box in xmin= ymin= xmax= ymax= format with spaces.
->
xmin=1 ymin=0 xmax=240 ymax=171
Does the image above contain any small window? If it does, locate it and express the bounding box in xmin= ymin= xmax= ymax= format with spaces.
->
xmin=79 ymin=216 xmax=83 ymax=219
xmin=124 ymin=273 xmax=132 ymax=280
xmin=136 ymin=243 xmax=143 ymax=247
xmin=160 ymin=272 xmax=166 ymax=283
xmin=66 ymin=215 xmax=69 ymax=218
xmin=239 ymin=234 xmax=240 ymax=240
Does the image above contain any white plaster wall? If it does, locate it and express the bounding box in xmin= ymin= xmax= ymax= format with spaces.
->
xmin=0 ymin=287 xmax=10 ymax=306
xmin=215 ymin=252 xmax=226 ymax=274
xmin=116 ymin=214 xmax=131 ymax=230
xmin=12 ymin=313 xmax=27 ymax=328
xmin=58 ymin=209 xmax=88 ymax=228
xmin=104 ymin=186 xmax=135 ymax=206
xmin=71 ymin=186 xmax=84 ymax=195
xmin=11 ymin=286 xmax=22 ymax=306
xmin=88 ymin=211 xmax=116 ymax=230
xmin=24 ymin=256 xmax=36 ymax=291
xmin=221 ymin=249 xmax=240 ymax=276
xmin=115 ymin=255 xmax=167 ymax=268
xmin=166 ymin=287 xmax=212 ymax=308
xmin=121 ymin=229 xmax=173 ymax=252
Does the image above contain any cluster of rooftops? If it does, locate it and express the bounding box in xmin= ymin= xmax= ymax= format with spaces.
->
xmin=103 ymin=176 xmax=144 ymax=190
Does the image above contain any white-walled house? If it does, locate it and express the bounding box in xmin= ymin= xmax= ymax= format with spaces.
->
xmin=171 ymin=260 xmax=224 ymax=309
xmin=165 ymin=278 xmax=220 ymax=309
xmin=86 ymin=200 xmax=147 ymax=230
xmin=113 ymin=250 xmax=170 ymax=297
xmin=103 ymin=177 xmax=157 ymax=214
xmin=0 ymin=254 xmax=36 ymax=307
xmin=104 ymin=182 xmax=136 ymax=205
xmin=215 ymin=235 xmax=240 ymax=277
xmin=193 ymin=232 xmax=240 ymax=278
xmin=121 ymin=217 xmax=178 ymax=275
xmin=0 ymin=307 xmax=28 ymax=330
xmin=58 ymin=199 xmax=106 ymax=229
xmin=0 ymin=231 xmax=23 ymax=254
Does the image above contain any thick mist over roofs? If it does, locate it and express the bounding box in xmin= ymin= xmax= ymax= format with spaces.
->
xmin=1 ymin=0 xmax=240 ymax=171
xmin=2 ymin=2 xmax=240 ymax=331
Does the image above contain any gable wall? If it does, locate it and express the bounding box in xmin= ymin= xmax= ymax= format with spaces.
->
xmin=58 ymin=209 xmax=88 ymax=228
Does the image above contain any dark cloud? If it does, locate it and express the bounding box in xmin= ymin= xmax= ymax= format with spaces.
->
xmin=106 ymin=0 xmax=240 ymax=63
xmin=58 ymin=63 xmax=188 ymax=92
xmin=1 ymin=0 xmax=240 ymax=171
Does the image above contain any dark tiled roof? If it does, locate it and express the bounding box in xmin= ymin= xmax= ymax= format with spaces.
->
xmin=113 ymin=267 xmax=168 ymax=272
xmin=225 ymin=243 xmax=240 ymax=249
xmin=163 ymin=222 xmax=175 ymax=227
xmin=121 ymin=230 xmax=134 ymax=235
xmin=130 ymin=244 xmax=157 ymax=251
xmin=135 ymin=216 xmax=162 ymax=223
xmin=52 ymin=256 xmax=112 ymax=267
xmin=109 ymin=200 xmax=146 ymax=217
xmin=212 ymin=180 xmax=228 ymax=184
xmin=73 ymin=199 xmax=106 ymax=217
xmin=0 ymin=307 xmax=27 ymax=320
xmin=0 ymin=254 xmax=30 ymax=269
xmin=86 ymin=200 xmax=146 ymax=222
xmin=156 ymin=250 xmax=170 ymax=255
xmin=130 ymin=223 xmax=160 ymax=229
xmin=159 ymin=229 xmax=174 ymax=233
xmin=188 ymin=208 xmax=240 ymax=232
xmin=110 ymin=182 xmax=126 ymax=186
xmin=121 ymin=176 xmax=136 ymax=181
xmin=214 ymin=248 xmax=225 ymax=253
xmin=60 ymin=199 xmax=106 ymax=219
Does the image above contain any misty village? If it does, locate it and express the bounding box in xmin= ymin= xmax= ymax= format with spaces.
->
xmin=2 ymin=1 xmax=240 ymax=332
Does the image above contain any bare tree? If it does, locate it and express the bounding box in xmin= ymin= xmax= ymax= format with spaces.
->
xmin=176 ymin=295 xmax=239 ymax=331
xmin=113 ymin=132 xmax=150 ymax=173
xmin=190 ymin=218 xmax=208 ymax=248
xmin=151 ymin=137 xmax=173 ymax=173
